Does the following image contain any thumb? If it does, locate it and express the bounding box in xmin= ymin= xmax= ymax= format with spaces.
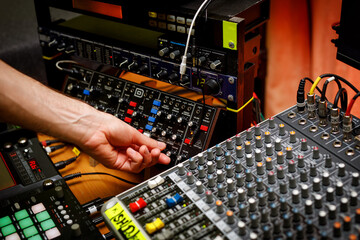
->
xmin=132 ymin=130 xmax=166 ymax=150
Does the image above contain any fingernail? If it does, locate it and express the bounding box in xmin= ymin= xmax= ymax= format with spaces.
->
xmin=144 ymin=146 xmax=149 ymax=154
xmin=157 ymin=141 xmax=166 ymax=150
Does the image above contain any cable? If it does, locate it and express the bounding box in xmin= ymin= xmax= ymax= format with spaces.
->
xmin=82 ymin=196 xmax=114 ymax=215
xmin=346 ymin=92 xmax=360 ymax=116
xmin=54 ymin=156 xmax=78 ymax=170
xmin=179 ymin=0 xmax=210 ymax=79
xmin=63 ymin=172 xmax=139 ymax=185
xmin=320 ymin=76 xmax=342 ymax=102
xmin=41 ymin=139 xmax=62 ymax=147
xmin=309 ymin=74 xmax=359 ymax=95
xmin=333 ymin=88 xmax=348 ymax=110
xmin=55 ymin=60 xmax=79 ymax=74
xmin=226 ymin=97 xmax=254 ymax=113
xmin=44 ymin=144 xmax=66 ymax=154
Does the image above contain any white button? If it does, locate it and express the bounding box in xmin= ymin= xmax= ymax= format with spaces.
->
xmin=60 ymin=210 xmax=66 ymax=215
xmin=167 ymin=15 xmax=175 ymax=22
xmin=14 ymin=203 xmax=20 ymax=210
xmin=57 ymin=205 xmax=64 ymax=210
xmin=45 ymin=227 xmax=61 ymax=240
xmin=177 ymin=26 xmax=186 ymax=34
xmin=5 ymin=233 xmax=20 ymax=240
xmin=176 ymin=16 xmax=185 ymax=24
xmin=186 ymin=18 xmax=194 ymax=26
xmin=54 ymin=201 xmax=60 ymax=205
xmin=64 ymin=215 xmax=70 ymax=220
xmin=31 ymin=203 xmax=46 ymax=214
xmin=30 ymin=196 xmax=36 ymax=203
xmin=66 ymin=219 xmax=73 ymax=225
xmin=158 ymin=22 xmax=166 ymax=29
xmin=167 ymin=24 xmax=176 ymax=31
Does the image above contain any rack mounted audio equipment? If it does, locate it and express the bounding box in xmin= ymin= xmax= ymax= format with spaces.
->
xmin=101 ymin=100 xmax=360 ymax=239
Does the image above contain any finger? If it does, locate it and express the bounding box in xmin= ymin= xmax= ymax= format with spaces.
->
xmin=148 ymin=148 xmax=161 ymax=167
xmin=157 ymin=151 xmax=171 ymax=165
xmin=132 ymin=130 xmax=166 ymax=150
xmin=139 ymin=145 xmax=152 ymax=167
xmin=126 ymin=147 xmax=144 ymax=172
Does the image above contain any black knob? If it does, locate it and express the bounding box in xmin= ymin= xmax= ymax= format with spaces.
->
xmin=158 ymin=47 xmax=169 ymax=57
xmin=43 ymin=179 xmax=54 ymax=190
xmin=197 ymin=56 xmax=206 ymax=66
xmin=55 ymin=186 xmax=64 ymax=199
xmin=139 ymin=64 xmax=148 ymax=74
xmin=128 ymin=61 xmax=138 ymax=71
xmin=18 ymin=138 xmax=28 ymax=147
xmin=71 ymin=223 xmax=82 ymax=237
xmin=170 ymin=50 xmax=181 ymax=60
xmin=169 ymin=72 xmax=179 ymax=82
xmin=210 ymin=60 xmax=221 ymax=70
xmin=203 ymin=79 xmax=220 ymax=95
xmin=180 ymin=75 xmax=190 ymax=84
xmin=156 ymin=70 xmax=168 ymax=79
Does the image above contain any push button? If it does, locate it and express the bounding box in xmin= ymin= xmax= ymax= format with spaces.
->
xmin=124 ymin=117 xmax=132 ymax=123
xmin=40 ymin=219 xmax=56 ymax=231
xmin=19 ymin=217 xmax=33 ymax=229
xmin=5 ymin=232 xmax=20 ymax=240
xmin=150 ymin=108 xmax=158 ymax=114
xmin=129 ymin=101 xmax=137 ymax=107
xmin=31 ymin=203 xmax=46 ymax=214
xmin=145 ymin=125 xmax=153 ymax=131
xmin=23 ymin=226 xmax=38 ymax=238
xmin=1 ymin=224 xmax=16 ymax=236
xmin=45 ymin=227 xmax=61 ymax=240
xmin=126 ymin=109 xmax=134 ymax=115
xmin=14 ymin=209 xmax=29 ymax=221
xmin=36 ymin=211 xmax=50 ymax=222
xmin=153 ymin=100 xmax=161 ymax=106
xmin=184 ymin=138 xmax=191 ymax=144
xmin=148 ymin=117 xmax=156 ymax=123
xmin=28 ymin=234 xmax=42 ymax=240
xmin=0 ymin=216 xmax=11 ymax=227
xmin=200 ymin=125 xmax=208 ymax=132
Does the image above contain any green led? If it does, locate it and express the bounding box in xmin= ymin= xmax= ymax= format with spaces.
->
xmin=1 ymin=224 xmax=16 ymax=236
xmin=28 ymin=235 xmax=42 ymax=240
xmin=19 ymin=217 xmax=33 ymax=229
xmin=14 ymin=209 xmax=29 ymax=221
xmin=40 ymin=219 xmax=55 ymax=231
xmin=36 ymin=211 xmax=50 ymax=222
xmin=0 ymin=216 xmax=12 ymax=228
xmin=23 ymin=226 xmax=38 ymax=238
xmin=203 ymin=225 xmax=206 ymax=228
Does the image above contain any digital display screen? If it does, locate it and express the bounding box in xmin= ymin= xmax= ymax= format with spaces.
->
xmin=0 ymin=153 xmax=16 ymax=191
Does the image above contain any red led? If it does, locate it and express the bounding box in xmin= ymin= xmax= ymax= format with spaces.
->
xmin=124 ymin=117 xmax=132 ymax=123
xmin=129 ymin=101 xmax=137 ymax=107
xmin=200 ymin=125 xmax=208 ymax=132
xmin=129 ymin=198 xmax=147 ymax=213
xmin=127 ymin=109 xmax=134 ymax=115
xmin=184 ymin=138 xmax=191 ymax=144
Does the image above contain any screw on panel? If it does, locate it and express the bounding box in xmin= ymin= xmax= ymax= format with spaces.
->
xmin=228 ymin=95 xmax=234 ymax=102
xmin=229 ymin=42 xmax=235 ymax=49
xmin=228 ymin=77 xmax=235 ymax=84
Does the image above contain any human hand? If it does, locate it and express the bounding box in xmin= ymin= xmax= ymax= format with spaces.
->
xmin=78 ymin=112 xmax=171 ymax=173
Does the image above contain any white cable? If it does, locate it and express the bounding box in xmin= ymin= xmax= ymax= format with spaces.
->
xmin=180 ymin=0 xmax=210 ymax=77
xmin=55 ymin=60 xmax=78 ymax=71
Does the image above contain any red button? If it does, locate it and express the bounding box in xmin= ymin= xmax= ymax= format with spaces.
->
xmin=129 ymin=101 xmax=137 ymax=107
xmin=124 ymin=117 xmax=132 ymax=123
xmin=184 ymin=138 xmax=191 ymax=144
xmin=200 ymin=125 xmax=208 ymax=132
xmin=127 ymin=109 xmax=134 ymax=115
xmin=138 ymin=129 xmax=144 ymax=133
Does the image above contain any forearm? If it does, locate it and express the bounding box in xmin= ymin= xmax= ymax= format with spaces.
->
xmin=0 ymin=60 xmax=101 ymax=144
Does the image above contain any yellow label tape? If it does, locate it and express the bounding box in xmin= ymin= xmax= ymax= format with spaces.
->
xmin=222 ymin=21 xmax=237 ymax=50
xmin=105 ymin=202 xmax=147 ymax=240
xmin=72 ymin=147 xmax=81 ymax=156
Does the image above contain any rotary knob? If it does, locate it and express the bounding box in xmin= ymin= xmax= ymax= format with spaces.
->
xmin=158 ymin=47 xmax=169 ymax=57
xmin=169 ymin=50 xmax=181 ymax=59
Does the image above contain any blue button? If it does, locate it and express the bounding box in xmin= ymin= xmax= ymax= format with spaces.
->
xmin=145 ymin=125 xmax=153 ymax=131
xmin=148 ymin=117 xmax=156 ymax=123
xmin=153 ymin=100 xmax=161 ymax=106
xmin=150 ymin=108 xmax=158 ymax=115
xmin=83 ymin=89 xmax=90 ymax=95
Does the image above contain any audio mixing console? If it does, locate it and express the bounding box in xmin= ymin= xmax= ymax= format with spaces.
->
xmin=63 ymin=66 xmax=219 ymax=166
xmin=101 ymin=101 xmax=360 ymax=239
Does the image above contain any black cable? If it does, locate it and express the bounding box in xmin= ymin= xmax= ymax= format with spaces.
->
xmin=54 ymin=156 xmax=78 ymax=170
xmin=320 ymin=73 xmax=359 ymax=94
xmin=63 ymin=172 xmax=139 ymax=185
xmin=333 ymin=87 xmax=348 ymax=110
xmin=297 ymin=77 xmax=326 ymax=112
xmin=320 ymin=76 xmax=342 ymax=102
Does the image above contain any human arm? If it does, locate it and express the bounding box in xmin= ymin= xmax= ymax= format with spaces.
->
xmin=0 ymin=60 xmax=170 ymax=173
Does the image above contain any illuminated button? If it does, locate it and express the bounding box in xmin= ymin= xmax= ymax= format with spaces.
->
xmin=167 ymin=24 xmax=176 ymax=31
xmin=66 ymin=220 xmax=73 ymax=225
xmin=57 ymin=206 xmax=63 ymax=211
xmin=83 ymin=89 xmax=90 ymax=95
xmin=60 ymin=210 xmax=66 ymax=215
xmin=124 ymin=117 xmax=132 ymax=123
xmin=45 ymin=227 xmax=61 ymax=240
xmin=176 ymin=16 xmax=185 ymax=24
xmin=36 ymin=211 xmax=50 ymax=222
xmin=126 ymin=109 xmax=134 ymax=115
xmin=129 ymin=101 xmax=137 ymax=107
xmin=184 ymin=138 xmax=191 ymax=144
xmin=31 ymin=203 xmax=46 ymax=214
xmin=148 ymin=117 xmax=156 ymax=123
xmin=23 ymin=226 xmax=38 ymax=238
xmin=63 ymin=215 xmax=69 ymax=220
xmin=200 ymin=125 xmax=208 ymax=132
xmin=145 ymin=218 xmax=164 ymax=234
xmin=40 ymin=219 xmax=56 ymax=231
xmin=0 ymin=216 xmax=11 ymax=227
xmin=150 ymin=108 xmax=158 ymax=114
xmin=14 ymin=209 xmax=29 ymax=221
xmin=19 ymin=217 xmax=33 ymax=229
xmin=138 ymin=129 xmax=144 ymax=133
xmin=167 ymin=15 xmax=175 ymax=22
xmin=28 ymin=235 xmax=42 ymax=240
xmin=165 ymin=193 xmax=184 ymax=208
xmin=153 ymin=100 xmax=161 ymax=106
xmin=1 ymin=224 xmax=16 ymax=236
xmin=148 ymin=20 xmax=157 ymax=27
xmin=5 ymin=232 xmax=20 ymax=240
xmin=129 ymin=198 xmax=147 ymax=213
xmin=177 ymin=26 xmax=186 ymax=33
xmin=148 ymin=12 xmax=157 ymax=18
xmin=145 ymin=125 xmax=153 ymax=131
